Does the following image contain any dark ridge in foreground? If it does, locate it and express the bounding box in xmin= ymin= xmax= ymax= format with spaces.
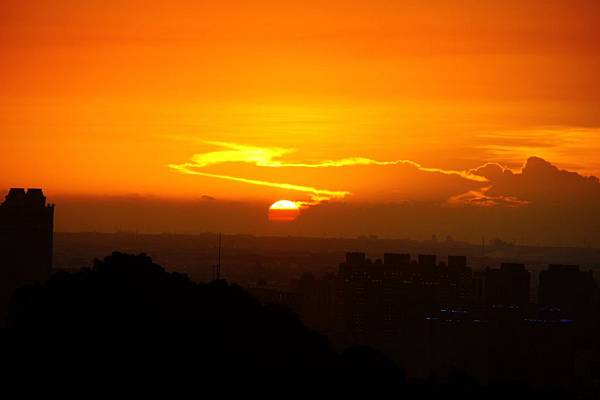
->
xmin=2 ymin=252 xmax=567 ymax=397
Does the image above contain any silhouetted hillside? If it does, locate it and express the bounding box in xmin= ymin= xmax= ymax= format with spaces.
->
xmin=3 ymin=252 xmax=404 ymax=393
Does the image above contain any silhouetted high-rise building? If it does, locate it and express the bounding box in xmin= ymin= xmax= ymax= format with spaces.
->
xmin=0 ymin=188 xmax=54 ymax=309
xmin=345 ymin=252 xmax=367 ymax=266
xmin=418 ymin=254 xmax=436 ymax=268
xmin=383 ymin=253 xmax=411 ymax=267
xmin=448 ymin=255 xmax=467 ymax=269
xmin=337 ymin=252 xmax=477 ymax=347
xmin=337 ymin=252 xmax=373 ymax=343
xmin=538 ymin=264 xmax=596 ymax=316
xmin=485 ymin=263 xmax=530 ymax=307
xmin=447 ymin=255 xmax=475 ymax=305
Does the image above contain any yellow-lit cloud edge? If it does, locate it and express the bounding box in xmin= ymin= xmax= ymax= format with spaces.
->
xmin=168 ymin=140 xmax=489 ymax=208
xmin=168 ymin=165 xmax=349 ymax=207
xmin=179 ymin=141 xmax=487 ymax=180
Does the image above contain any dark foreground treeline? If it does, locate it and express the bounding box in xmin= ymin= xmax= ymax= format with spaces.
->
xmin=1 ymin=253 xmax=572 ymax=398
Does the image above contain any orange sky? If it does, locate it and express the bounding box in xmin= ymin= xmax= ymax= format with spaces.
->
xmin=2 ymin=1 xmax=600 ymax=216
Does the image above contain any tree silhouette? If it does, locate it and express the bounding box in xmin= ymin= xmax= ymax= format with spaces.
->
xmin=4 ymin=252 xmax=403 ymax=393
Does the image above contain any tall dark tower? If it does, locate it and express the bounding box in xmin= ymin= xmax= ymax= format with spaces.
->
xmin=0 ymin=188 xmax=54 ymax=311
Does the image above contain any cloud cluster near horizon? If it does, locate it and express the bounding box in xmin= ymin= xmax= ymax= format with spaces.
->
xmin=171 ymin=141 xmax=486 ymax=180
xmin=169 ymin=140 xmax=600 ymax=210
xmin=475 ymin=127 xmax=600 ymax=176
xmin=169 ymin=141 xmax=487 ymax=206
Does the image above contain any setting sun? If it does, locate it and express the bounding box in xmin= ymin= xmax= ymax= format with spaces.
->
xmin=268 ymin=200 xmax=300 ymax=222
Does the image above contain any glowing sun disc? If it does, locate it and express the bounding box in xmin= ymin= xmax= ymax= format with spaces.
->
xmin=269 ymin=200 xmax=299 ymax=210
xmin=268 ymin=200 xmax=300 ymax=222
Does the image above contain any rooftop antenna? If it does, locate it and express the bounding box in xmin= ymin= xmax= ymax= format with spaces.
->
xmin=481 ymin=235 xmax=485 ymax=258
xmin=213 ymin=233 xmax=221 ymax=281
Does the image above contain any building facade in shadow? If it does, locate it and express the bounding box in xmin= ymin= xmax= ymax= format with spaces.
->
xmin=0 ymin=188 xmax=54 ymax=315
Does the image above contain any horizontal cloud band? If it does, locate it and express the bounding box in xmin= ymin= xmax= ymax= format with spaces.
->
xmin=176 ymin=141 xmax=487 ymax=182
xmin=168 ymin=164 xmax=350 ymax=204
xmin=169 ymin=140 xmax=502 ymax=207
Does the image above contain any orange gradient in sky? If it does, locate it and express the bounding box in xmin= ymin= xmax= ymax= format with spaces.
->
xmin=1 ymin=0 xmax=600 ymax=203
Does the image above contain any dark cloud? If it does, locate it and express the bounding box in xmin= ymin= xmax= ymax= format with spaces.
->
xmin=470 ymin=157 xmax=600 ymax=205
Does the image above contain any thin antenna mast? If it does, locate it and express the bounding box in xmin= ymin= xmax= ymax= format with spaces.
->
xmin=218 ymin=232 xmax=221 ymax=280
xmin=213 ymin=233 xmax=222 ymax=281
xmin=481 ymin=235 xmax=485 ymax=257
